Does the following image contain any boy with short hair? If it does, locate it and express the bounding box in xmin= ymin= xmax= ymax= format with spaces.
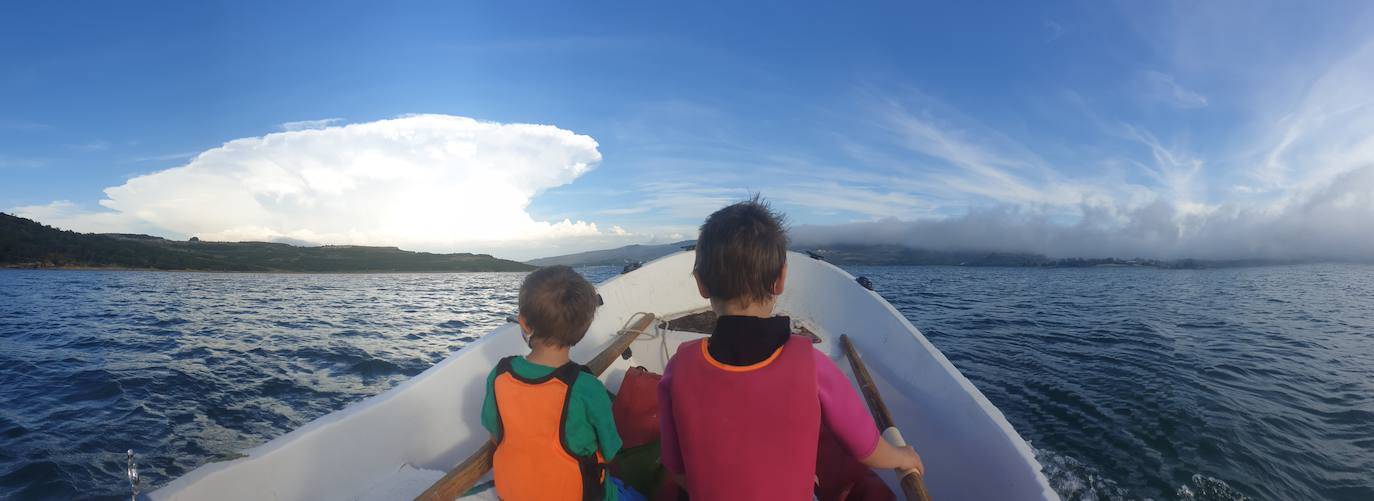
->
xmin=658 ymin=197 xmax=924 ymax=500
xmin=481 ymin=265 xmax=635 ymax=501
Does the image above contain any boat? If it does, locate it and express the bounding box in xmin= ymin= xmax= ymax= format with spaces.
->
xmin=147 ymin=251 xmax=1057 ymax=500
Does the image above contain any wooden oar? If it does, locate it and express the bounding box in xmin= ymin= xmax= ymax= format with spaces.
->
xmin=415 ymin=312 xmax=657 ymax=501
xmin=840 ymin=334 xmax=932 ymax=501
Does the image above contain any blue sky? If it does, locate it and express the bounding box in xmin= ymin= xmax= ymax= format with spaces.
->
xmin=5 ymin=1 xmax=1374 ymax=260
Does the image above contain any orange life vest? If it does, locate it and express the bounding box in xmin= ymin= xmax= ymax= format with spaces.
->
xmin=491 ymin=357 xmax=606 ymax=501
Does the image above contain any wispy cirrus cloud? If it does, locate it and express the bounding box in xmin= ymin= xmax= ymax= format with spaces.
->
xmin=1120 ymin=125 xmax=1207 ymax=214
xmin=64 ymin=140 xmax=111 ymax=151
xmin=124 ymin=151 xmax=202 ymax=164
xmin=0 ymin=155 xmax=48 ymax=169
xmin=279 ymin=118 xmax=343 ymax=131
xmin=442 ymin=35 xmax=637 ymax=54
xmin=783 ymin=31 xmax=1374 ymax=261
xmin=545 ymin=37 xmax=1374 ymax=262
xmin=1254 ymin=37 xmax=1374 ymax=194
xmin=0 ymin=119 xmax=51 ymax=131
xmin=594 ymin=206 xmax=652 ymax=216
xmin=1044 ymin=20 xmax=1064 ymax=42
xmin=849 ymin=90 xmax=1123 ymax=211
xmin=1141 ymin=70 xmax=1208 ymax=109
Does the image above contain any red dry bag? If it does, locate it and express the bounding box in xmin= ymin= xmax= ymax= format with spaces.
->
xmin=612 ymin=366 xmax=663 ymax=449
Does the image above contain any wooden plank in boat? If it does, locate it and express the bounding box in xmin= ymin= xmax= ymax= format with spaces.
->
xmin=665 ymin=310 xmax=822 ymax=343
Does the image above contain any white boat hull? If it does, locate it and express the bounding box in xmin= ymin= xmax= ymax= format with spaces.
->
xmin=150 ymin=251 xmax=1056 ymax=500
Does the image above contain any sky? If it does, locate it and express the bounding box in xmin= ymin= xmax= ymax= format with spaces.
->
xmin=4 ymin=1 xmax=1374 ymax=261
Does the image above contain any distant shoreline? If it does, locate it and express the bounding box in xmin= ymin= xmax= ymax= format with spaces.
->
xmin=8 ymin=261 xmax=1336 ymax=274
xmin=1 ymin=264 xmax=532 ymax=274
xmin=2 ymin=213 xmax=537 ymax=273
xmin=526 ymin=240 xmax=1335 ymax=270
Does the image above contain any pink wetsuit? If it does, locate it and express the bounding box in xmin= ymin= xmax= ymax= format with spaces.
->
xmin=659 ymin=316 xmax=880 ymax=500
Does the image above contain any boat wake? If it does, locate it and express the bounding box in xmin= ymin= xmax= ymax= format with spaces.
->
xmin=1174 ymin=474 xmax=1253 ymax=501
xmin=1033 ymin=448 xmax=1250 ymax=501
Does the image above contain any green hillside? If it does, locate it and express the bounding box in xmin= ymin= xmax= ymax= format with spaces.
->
xmin=0 ymin=213 xmax=534 ymax=272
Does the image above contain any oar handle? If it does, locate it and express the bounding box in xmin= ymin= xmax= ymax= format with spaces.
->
xmin=883 ymin=426 xmax=906 ymax=447
xmin=885 ymin=426 xmax=930 ymax=500
xmin=840 ymin=335 xmax=932 ymax=501
xmin=899 ymin=468 xmax=932 ymax=501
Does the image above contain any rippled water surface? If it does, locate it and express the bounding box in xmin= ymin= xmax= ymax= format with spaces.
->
xmin=1 ymin=265 xmax=1371 ymax=500
xmin=848 ymin=264 xmax=1374 ymax=501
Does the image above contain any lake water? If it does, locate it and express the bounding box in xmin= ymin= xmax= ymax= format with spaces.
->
xmin=1 ymin=265 xmax=1371 ymax=500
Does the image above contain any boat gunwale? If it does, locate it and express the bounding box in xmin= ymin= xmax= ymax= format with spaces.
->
xmin=796 ymin=255 xmax=1057 ymax=500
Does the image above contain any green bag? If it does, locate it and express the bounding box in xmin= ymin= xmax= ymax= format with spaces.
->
xmin=610 ymin=440 xmax=663 ymax=496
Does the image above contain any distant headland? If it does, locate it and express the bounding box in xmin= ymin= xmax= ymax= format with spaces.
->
xmin=0 ymin=213 xmax=534 ymax=273
xmin=527 ymin=240 xmax=1301 ymax=269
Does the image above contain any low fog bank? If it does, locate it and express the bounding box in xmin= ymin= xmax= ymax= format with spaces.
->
xmin=792 ymin=166 xmax=1374 ymax=262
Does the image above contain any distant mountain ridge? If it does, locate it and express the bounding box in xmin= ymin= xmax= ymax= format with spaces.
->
xmin=529 ymin=240 xmax=1286 ymax=269
xmin=800 ymin=244 xmax=1302 ymax=268
xmin=527 ymin=240 xmax=696 ymax=266
xmin=528 ymin=241 xmax=1059 ymax=268
xmin=803 ymin=244 xmax=1051 ymax=266
xmin=0 ymin=213 xmax=533 ymax=272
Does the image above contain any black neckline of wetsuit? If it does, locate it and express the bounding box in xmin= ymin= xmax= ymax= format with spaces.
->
xmin=707 ymin=315 xmax=792 ymax=366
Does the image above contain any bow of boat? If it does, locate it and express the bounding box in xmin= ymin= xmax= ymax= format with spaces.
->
xmin=149 ymin=250 xmax=1055 ymax=501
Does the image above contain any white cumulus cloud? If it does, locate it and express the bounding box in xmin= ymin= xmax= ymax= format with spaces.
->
xmin=16 ymin=114 xmax=609 ymax=255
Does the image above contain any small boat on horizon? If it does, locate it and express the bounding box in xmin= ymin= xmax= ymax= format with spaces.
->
xmin=146 ymin=251 xmax=1057 ymax=500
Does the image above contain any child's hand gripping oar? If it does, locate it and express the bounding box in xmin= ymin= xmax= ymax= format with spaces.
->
xmin=840 ymin=334 xmax=932 ymax=501
xmin=415 ymin=312 xmax=656 ymax=501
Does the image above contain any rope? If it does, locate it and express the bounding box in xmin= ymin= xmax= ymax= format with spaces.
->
xmin=614 ymin=311 xmax=677 ymax=368
xmin=658 ymin=319 xmax=671 ymax=367
xmin=616 ymin=311 xmax=656 ymax=337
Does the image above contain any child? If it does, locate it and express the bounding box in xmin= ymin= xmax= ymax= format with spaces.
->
xmin=658 ymin=197 xmax=924 ymax=500
xmin=481 ymin=265 xmax=638 ymax=501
